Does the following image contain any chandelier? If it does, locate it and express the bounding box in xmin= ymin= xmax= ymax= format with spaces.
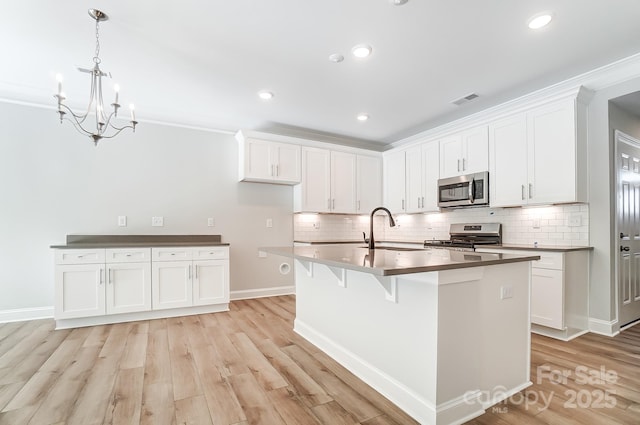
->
xmin=54 ymin=9 xmax=137 ymax=145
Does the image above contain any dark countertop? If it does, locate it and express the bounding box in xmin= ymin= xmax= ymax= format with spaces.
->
xmin=293 ymin=240 xmax=592 ymax=252
xmin=51 ymin=234 xmax=229 ymax=249
xmin=262 ymin=245 xmax=540 ymax=276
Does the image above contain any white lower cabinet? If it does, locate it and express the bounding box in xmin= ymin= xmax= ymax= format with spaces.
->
xmin=151 ymin=246 xmax=229 ymax=310
xmin=54 ymin=245 xmax=229 ymax=326
xmin=477 ymin=248 xmax=589 ymax=340
xmin=55 ymin=248 xmax=151 ymax=319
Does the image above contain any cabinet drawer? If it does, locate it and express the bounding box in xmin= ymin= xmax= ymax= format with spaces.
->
xmin=192 ymin=246 xmax=229 ymax=260
xmin=55 ymin=249 xmax=105 ymax=265
xmin=106 ymin=248 xmax=151 ymax=263
xmin=152 ymin=247 xmax=193 ymax=261
xmin=532 ymin=252 xmax=563 ymax=270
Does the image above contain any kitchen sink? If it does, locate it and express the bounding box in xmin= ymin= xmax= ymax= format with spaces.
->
xmin=359 ymin=246 xmax=425 ymax=252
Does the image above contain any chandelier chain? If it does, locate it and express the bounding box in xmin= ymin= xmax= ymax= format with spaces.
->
xmin=94 ymin=18 xmax=101 ymax=64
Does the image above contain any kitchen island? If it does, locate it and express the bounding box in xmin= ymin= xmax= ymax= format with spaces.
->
xmin=263 ymin=245 xmax=540 ymax=425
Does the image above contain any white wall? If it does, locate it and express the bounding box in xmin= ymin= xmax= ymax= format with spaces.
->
xmin=0 ymin=101 xmax=294 ymax=317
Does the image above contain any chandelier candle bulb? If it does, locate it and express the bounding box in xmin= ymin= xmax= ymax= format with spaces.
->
xmin=130 ymin=104 xmax=135 ymax=122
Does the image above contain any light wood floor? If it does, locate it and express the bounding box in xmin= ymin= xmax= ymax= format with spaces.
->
xmin=0 ymin=296 xmax=637 ymax=425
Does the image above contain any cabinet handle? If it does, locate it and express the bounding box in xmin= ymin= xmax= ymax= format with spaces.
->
xmin=521 ymin=185 xmax=525 ymax=200
xmin=108 ymin=268 xmax=112 ymax=284
xmin=189 ymin=265 xmax=192 ymax=280
xmin=357 ymin=200 xmax=361 ymax=211
xmin=275 ymin=164 xmax=279 ymax=176
xmin=327 ymin=199 xmax=331 ymax=210
xmin=402 ymin=199 xmax=405 ymax=210
xmin=195 ymin=265 xmax=198 ymax=279
xmin=457 ymin=159 xmax=461 ymax=172
xmin=100 ymin=268 xmax=104 ymax=285
xmin=77 ymin=254 xmax=84 ymax=259
xmin=270 ymin=164 xmax=274 ymax=176
xmin=462 ymin=158 xmax=466 ymax=171
xmin=421 ymin=196 xmax=425 ymax=208
xmin=528 ymin=183 xmax=533 ymax=199
xmin=332 ymin=199 xmax=335 ymax=209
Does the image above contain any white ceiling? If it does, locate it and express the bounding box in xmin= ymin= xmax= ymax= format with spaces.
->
xmin=2 ymin=1 xmax=640 ymax=148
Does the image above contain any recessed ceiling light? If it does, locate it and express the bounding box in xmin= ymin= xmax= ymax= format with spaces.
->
xmin=528 ymin=13 xmax=553 ymax=29
xmin=328 ymin=53 xmax=344 ymax=63
xmin=258 ymin=91 xmax=274 ymax=100
xmin=389 ymin=0 xmax=408 ymax=5
xmin=352 ymin=44 xmax=372 ymax=59
xmin=357 ymin=113 xmax=369 ymax=122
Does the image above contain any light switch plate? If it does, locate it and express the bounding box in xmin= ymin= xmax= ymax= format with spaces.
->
xmin=207 ymin=217 xmax=215 ymax=227
xmin=152 ymin=216 xmax=164 ymax=227
xmin=266 ymin=218 xmax=273 ymax=228
xmin=118 ymin=216 xmax=127 ymax=227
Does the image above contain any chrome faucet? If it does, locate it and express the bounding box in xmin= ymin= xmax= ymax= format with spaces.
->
xmin=368 ymin=207 xmax=396 ymax=250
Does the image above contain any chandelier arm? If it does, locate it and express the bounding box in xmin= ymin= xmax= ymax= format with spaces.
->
xmin=62 ymin=115 xmax=97 ymax=138
xmin=95 ymin=123 xmax=136 ymax=140
xmin=58 ymin=103 xmax=90 ymax=122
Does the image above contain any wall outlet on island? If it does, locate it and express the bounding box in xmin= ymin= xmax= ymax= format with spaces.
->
xmin=207 ymin=217 xmax=215 ymax=227
xmin=500 ymin=285 xmax=513 ymax=300
xmin=151 ymin=216 xmax=164 ymax=227
xmin=117 ymin=216 xmax=127 ymax=227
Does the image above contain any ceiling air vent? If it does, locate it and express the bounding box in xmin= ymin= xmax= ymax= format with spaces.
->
xmin=451 ymin=93 xmax=479 ymax=106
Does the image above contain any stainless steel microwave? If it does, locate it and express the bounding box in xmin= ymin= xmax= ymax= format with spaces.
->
xmin=437 ymin=171 xmax=489 ymax=208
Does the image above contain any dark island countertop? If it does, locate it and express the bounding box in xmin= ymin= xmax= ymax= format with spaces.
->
xmin=262 ymin=245 xmax=540 ymax=276
xmin=293 ymin=240 xmax=592 ymax=252
xmin=51 ymin=234 xmax=229 ymax=249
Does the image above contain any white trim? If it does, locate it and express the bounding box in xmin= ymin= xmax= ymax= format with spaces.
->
xmin=55 ymin=303 xmax=229 ymax=329
xmin=0 ymin=96 xmax=235 ymax=136
xmin=0 ymin=306 xmax=54 ymax=323
xmin=230 ymin=285 xmax=295 ymax=301
xmin=588 ymin=317 xmax=619 ymax=337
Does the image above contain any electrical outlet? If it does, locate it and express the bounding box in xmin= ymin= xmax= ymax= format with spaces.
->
xmin=207 ymin=217 xmax=215 ymax=227
xmin=532 ymin=219 xmax=540 ymax=229
xmin=151 ymin=216 xmax=164 ymax=227
xmin=568 ymin=214 xmax=582 ymax=227
xmin=118 ymin=216 xmax=127 ymax=227
xmin=500 ymin=285 xmax=513 ymax=300
xmin=258 ymin=250 xmax=267 ymax=258
xmin=266 ymin=218 xmax=273 ymax=228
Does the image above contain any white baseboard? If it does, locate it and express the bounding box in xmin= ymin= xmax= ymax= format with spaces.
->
xmin=588 ymin=317 xmax=619 ymax=337
xmin=0 ymin=306 xmax=54 ymax=323
xmin=230 ymin=285 xmax=295 ymax=301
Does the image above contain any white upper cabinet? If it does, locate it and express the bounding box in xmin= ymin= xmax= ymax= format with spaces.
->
xmin=294 ymin=148 xmax=380 ymax=213
xmin=356 ymin=155 xmax=382 ymax=213
xmin=489 ymin=96 xmax=587 ymax=207
xmin=384 ymin=141 xmax=439 ymax=214
xmin=384 ymin=150 xmax=407 ymax=213
xmin=330 ymin=151 xmax=357 ymax=213
xmin=237 ymin=133 xmax=301 ymax=184
xmin=439 ymin=125 xmax=489 ymax=178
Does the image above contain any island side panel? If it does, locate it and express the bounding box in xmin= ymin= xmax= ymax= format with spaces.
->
xmin=293 ymin=260 xmax=440 ymax=422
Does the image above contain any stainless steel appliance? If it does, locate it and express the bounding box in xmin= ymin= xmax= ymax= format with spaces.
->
xmin=423 ymin=223 xmax=502 ymax=251
xmin=437 ymin=171 xmax=489 ymax=208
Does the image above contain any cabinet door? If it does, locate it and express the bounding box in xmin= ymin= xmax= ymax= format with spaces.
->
xmin=405 ymin=145 xmax=423 ymax=212
xmin=527 ymin=99 xmax=576 ymax=204
xmin=461 ymin=125 xmax=489 ymax=174
xmin=422 ymin=141 xmax=440 ymax=211
xmin=55 ymin=264 xmax=105 ymax=319
xmin=439 ymin=135 xmax=463 ymax=178
xmin=531 ymin=268 xmax=564 ymax=329
xmin=300 ymin=147 xmax=331 ymax=212
xmin=106 ymin=263 xmax=152 ymax=315
xmin=330 ymin=151 xmax=357 ymax=213
xmin=152 ymin=261 xmax=193 ymax=310
xmin=489 ymin=114 xmax=528 ymax=207
xmin=383 ymin=150 xmax=406 ymax=213
xmin=356 ymin=155 xmax=382 ymax=213
xmin=193 ymin=260 xmax=229 ymax=306
xmin=274 ymin=143 xmax=301 ymax=183
xmin=244 ymin=138 xmax=273 ymax=180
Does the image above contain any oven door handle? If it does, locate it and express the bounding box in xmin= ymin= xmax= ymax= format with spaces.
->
xmin=469 ymin=178 xmax=475 ymax=203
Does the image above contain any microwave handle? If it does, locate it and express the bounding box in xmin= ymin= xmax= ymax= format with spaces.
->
xmin=469 ymin=178 xmax=475 ymax=203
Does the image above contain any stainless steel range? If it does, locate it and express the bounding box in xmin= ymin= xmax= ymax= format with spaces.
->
xmin=423 ymin=223 xmax=502 ymax=251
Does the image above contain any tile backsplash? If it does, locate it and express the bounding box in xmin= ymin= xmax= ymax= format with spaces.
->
xmin=294 ymin=204 xmax=589 ymax=247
